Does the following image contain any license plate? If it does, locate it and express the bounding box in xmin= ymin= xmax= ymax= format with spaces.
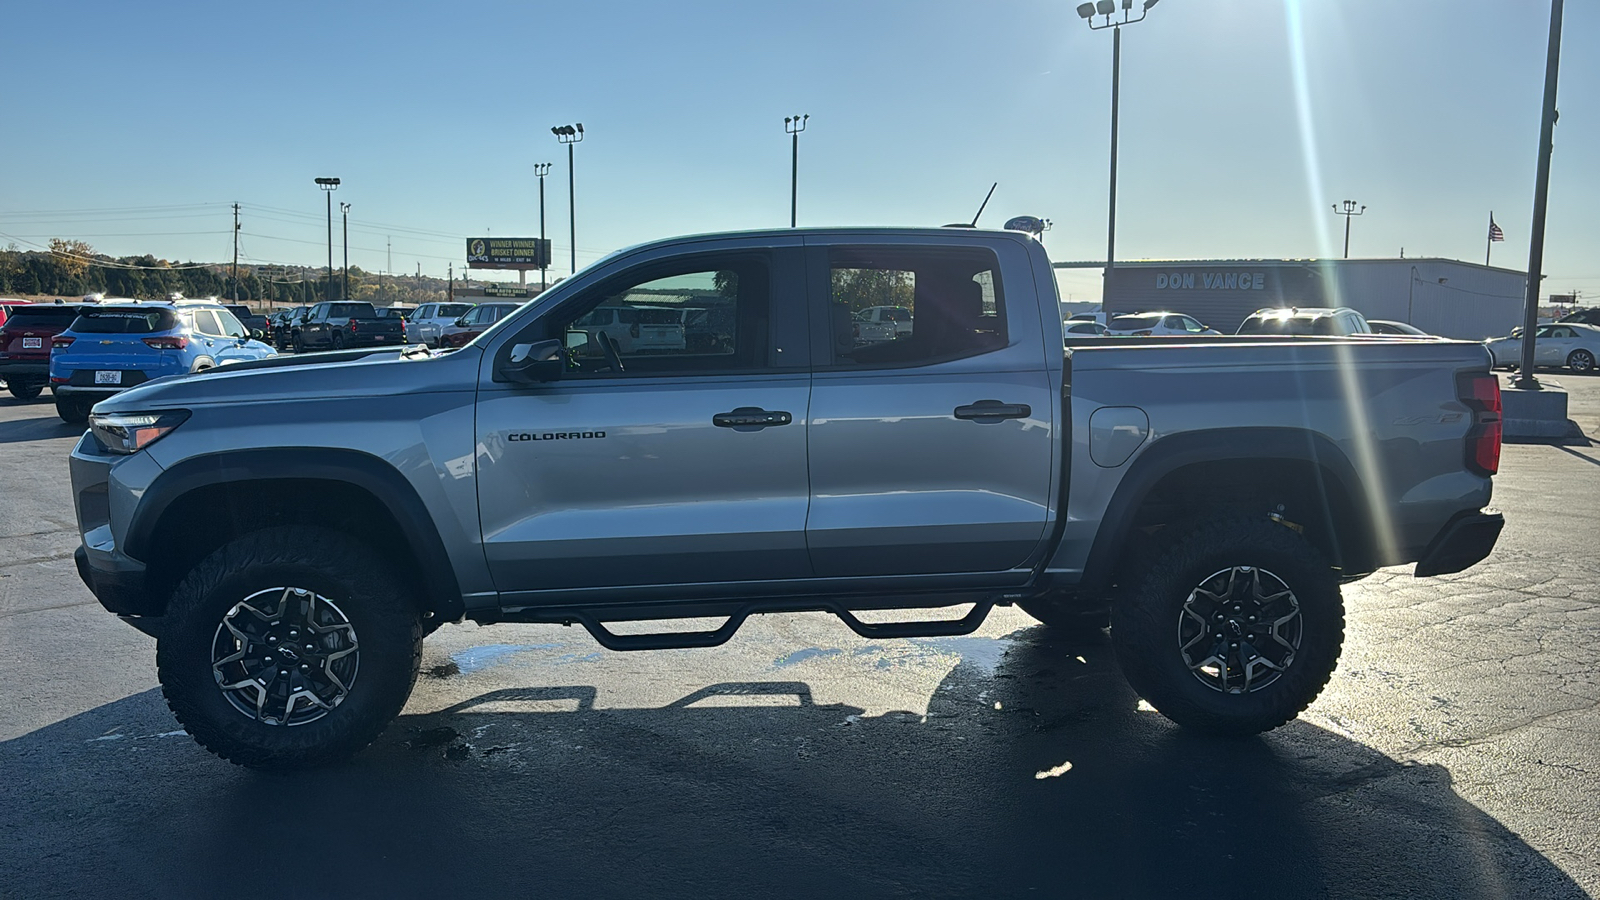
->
xmin=94 ymin=370 xmax=122 ymax=385
xmin=22 ymin=337 xmax=42 ymax=349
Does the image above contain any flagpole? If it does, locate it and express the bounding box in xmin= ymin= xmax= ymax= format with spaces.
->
xmin=1486 ymin=211 xmax=1493 ymax=266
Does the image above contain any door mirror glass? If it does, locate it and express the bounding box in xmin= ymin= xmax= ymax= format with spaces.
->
xmin=566 ymin=329 xmax=592 ymax=350
xmin=502 ymin=339 xmax=564 ymax=384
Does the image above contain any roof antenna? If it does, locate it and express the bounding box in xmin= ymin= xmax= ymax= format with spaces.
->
xmin=944 ymin=183 xmax=998 ymax=228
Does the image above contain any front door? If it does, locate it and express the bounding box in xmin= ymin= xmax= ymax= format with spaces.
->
xmin=475 ymin=247 xmax=813 ymax=595
xmin=803 ymin=241 xmax=1056 ymax=578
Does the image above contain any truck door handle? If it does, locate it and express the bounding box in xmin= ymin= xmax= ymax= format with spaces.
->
xmin=954 ymin=400 xmax=1031 ymax=421
xmin=713 ymin=407 xmax=793 ymax=429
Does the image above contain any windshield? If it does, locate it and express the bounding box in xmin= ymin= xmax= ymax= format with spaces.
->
xmin=1237 ymin=315 xmax=1317 ymax=336
xmin=71 ymin=309 xmax=178 ymax=334
xmin=1109 ymin=314 xmax=1161 ymax=329
xmin=3 ymin=307 xmax=80 ymax=329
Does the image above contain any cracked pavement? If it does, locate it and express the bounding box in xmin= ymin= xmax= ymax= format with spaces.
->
xmin=1 ymin=379 xmax=1597 ymax=899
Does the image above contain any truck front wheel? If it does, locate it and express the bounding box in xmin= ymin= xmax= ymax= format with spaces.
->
xmin=1111 ymin=517 xmax=1343 ymax=735
xmin=156 ymin=526 xmax=423 ymax=769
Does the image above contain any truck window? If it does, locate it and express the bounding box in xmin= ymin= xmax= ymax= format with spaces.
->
xmin=554 ymin=254 xmax=770 ymax=375
xmin=825 ymin=247 xmax=1006 ymax=366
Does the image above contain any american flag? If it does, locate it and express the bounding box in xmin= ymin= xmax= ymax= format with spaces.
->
xmin=1489 ymin=216 xmax=1505 ymax=242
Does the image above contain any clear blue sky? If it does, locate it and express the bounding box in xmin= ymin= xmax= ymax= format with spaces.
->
xmin=1 ymin=0 xmax=1595 ymax=303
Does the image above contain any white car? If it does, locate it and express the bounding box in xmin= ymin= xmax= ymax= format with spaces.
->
xmin=1486 ymin=322 xmax=1600 ymax=374
xmin=571 ymin=306 xmax=686 ymax=354
xmin=1107 ymin=311 xmax=1220 ymax=336
xmin=1064 ymin=319 xmax=1110 ymax=337
xmin=857 ymin=306 xmax=913 ymax=339
xmin=407 ymin=302 xmax=476 ymax=346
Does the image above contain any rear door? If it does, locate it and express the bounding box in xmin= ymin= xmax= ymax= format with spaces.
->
xmin=803 ymin=239 xmax=1056 ymax=578
xmin=475 ymin=241 xmax=813 ymax=595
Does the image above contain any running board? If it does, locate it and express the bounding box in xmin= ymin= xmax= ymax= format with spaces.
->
xmin=557 ymin=599 xmax=996 ymax=652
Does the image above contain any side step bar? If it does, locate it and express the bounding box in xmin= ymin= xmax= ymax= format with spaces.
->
xmin=540 ymin=599 xmax=997 ymax=652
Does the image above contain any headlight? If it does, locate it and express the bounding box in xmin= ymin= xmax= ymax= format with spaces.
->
xmin=89 ymin=410 xmax=190 ymax=455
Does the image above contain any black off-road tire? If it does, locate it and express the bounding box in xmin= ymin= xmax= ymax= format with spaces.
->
xmin=55 ymin=396 xmax=90 ymax=424
xmin=1017 ymin=594 xmax=1112 ymax=639
xmin=1111 ymin=517 xmax=1343 ymax=736
xmin=156 ymin=526 xmax=423 ymax=770
xmin=8 ymin=379 xmax=43 ymax=401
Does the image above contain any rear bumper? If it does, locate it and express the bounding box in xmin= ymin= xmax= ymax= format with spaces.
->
xmin=54 ymin=385 xmax=127 ymax=398
xmin=1414 ymin=511 xmax=1505 ymax=577
xmin=0 ymin=360 xmax=48 ymax=380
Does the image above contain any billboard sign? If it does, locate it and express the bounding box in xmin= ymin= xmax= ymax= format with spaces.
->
xmin=480 ymin=284 xmax=537 ymax=299
xmin=467 ymin=237 xmax=551 ymax=270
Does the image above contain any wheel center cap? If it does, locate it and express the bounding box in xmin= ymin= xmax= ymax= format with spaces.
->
xmin=277 ymin=645 xmax=300 ymax=662
xmin=1228 ymin=619 xmax=1244 ymax=638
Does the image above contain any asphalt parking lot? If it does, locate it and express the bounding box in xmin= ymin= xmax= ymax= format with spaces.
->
xmin=2 ymin=376 xmax=1598 ymax=899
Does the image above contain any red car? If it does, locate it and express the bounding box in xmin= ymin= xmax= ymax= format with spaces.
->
xmin=0 ymin=302 xmax=83 ymax=400
xmin=441 ymin=302 xmax=519 ymax=348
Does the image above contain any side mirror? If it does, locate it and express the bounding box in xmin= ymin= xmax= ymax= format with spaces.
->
xmin=454 ymin=316 xmax=470 ymax=327
xmin=566 ymin=329 xmax=591 ymax=350
xmin=501 ymin=339 xmax=564 ymax=384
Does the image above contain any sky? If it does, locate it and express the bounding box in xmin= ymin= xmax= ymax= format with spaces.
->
xmin=1 ymin=0 xmax=1596 ymax=304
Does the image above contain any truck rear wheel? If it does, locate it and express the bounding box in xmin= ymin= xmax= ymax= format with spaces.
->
xmin=1111 ymin=517 xmax=1343 ymax=735
xmin=156 ymin=526 xmax=423 ymax=769
xmin=8 ymin=379 xmax=43 ymax=401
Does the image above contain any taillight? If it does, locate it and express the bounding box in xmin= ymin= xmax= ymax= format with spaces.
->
xmin=50 ymin=375 xmax=69 ymax=384
xmin=350 ymin=321 xmax=359 ymax=332
xmin=51 ymin=335 xmax=75 ymax=349
xmin=142 ymin=336 xmax=189 ymax=350
xmin=1456 ymin=371 xmax=1502 ymax=476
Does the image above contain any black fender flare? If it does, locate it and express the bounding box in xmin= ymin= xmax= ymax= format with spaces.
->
xmin=1078 ymin=427 xmax=1371 ymax=588
xmin=125 ymin=448 xmax=463 ymax=619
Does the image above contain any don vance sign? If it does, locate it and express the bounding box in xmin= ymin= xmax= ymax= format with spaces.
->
xmin=1154 ymin=272 xmax=1267 ymax=291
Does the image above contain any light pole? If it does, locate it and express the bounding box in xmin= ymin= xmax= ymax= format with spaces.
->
xmin=1332 ymin=199 xmax=1366 ymax=259
xmin=1517 ymin=0 xmax=1565 ymax=390
xmin=1074 ymin=0 xmax=1161 ymax=285
xmin=785 ymin=114 xmax=808 ymax=227
xmin=340 ymin=202 xmax=351 ymax=302
xmin=315 ymin=177 xmax=339 ymax=302
xmin=552 ymin=123 xmax=584 ymax=274
xmin=534 ymin=162 xmax=552 ymax=290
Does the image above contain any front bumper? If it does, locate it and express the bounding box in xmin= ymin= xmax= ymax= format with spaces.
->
xmin=75 ymin=544 xmax=157 ymax=617
xmin=1414 ymin=511 xmax=1505 ymax=577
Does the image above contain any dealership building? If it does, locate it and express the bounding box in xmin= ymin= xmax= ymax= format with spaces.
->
xmin=1058 ymin=257 xmax=1527 ymax=340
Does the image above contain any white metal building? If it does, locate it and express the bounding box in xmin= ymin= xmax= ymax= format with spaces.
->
xmin=1059 ymin=258 xmax=1527 ymax=340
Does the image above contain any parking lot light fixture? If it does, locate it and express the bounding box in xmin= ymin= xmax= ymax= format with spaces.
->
xmin=785 ymin=114 xmax=809 ymax=227
xmin=553 ymin=124 xmax=584 ymax=274
xmin=315 ymin=178 xmax=340 ymax=302
xmin=1075 ymin=0 xmax=1160 ymax=285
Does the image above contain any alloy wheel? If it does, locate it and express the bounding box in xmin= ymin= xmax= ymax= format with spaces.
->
xmin=1176 ymin=566 xmax=1302 ymax=694
xmin=211 ymin=587 xmax=360 ymax=726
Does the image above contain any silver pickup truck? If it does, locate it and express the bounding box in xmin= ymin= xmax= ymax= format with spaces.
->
xmin=68 ymin=227 xmax=1504 ymax=769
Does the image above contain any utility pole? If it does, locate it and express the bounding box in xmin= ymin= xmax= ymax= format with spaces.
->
xmin=1332 ymin=200 xmax=1366 ymax=258
xmin=785 ymin=114 xmax=808 ymax=227
xmin=553 ymin=124 xmax=584 ymax=273
xmin=448 ymin=263 xmax=454 ymax=302
xmin=231 ymin=203 xmax=240 ymax=303
xmin=385 ymin=236 xmax=391 ymax=302
xmin=1516 ymin=0 xmax=1565 ymax=389
xmin=340 ymin=202 xmax=351 ymax=302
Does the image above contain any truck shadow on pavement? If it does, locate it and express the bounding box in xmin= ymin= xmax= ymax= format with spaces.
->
xmin=0 ymin=409 xmax=79 ymax=445
xmin=0 ymin=626 xmax=1586 ymax=899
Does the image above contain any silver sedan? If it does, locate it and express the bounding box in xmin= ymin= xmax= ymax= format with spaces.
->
xmin=1485 ymin=322 xmax=1600 ymax=374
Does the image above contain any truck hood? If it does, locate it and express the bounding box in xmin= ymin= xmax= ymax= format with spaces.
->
xmin=93 ymin=345 xmax=481 ymax=413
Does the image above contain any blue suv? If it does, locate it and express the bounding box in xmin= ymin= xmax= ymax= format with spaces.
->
xmin=50 ymin=302 xmax=277 ymax=423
